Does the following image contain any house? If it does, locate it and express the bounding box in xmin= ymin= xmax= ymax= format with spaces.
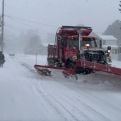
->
xmin=94 ymin=34 xmax=121 ymax=60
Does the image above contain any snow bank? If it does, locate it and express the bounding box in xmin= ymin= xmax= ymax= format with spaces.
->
xmin=112 ymin=60 xmax=121 ymax=68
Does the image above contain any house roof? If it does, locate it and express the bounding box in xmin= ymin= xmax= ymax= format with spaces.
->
xmin=103 ymin=45 xmax=119 ymax=48
xmin=96 ymin=34 xmax=117 ymax=41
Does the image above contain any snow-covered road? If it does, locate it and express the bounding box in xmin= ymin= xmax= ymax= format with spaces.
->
xmin=0 ymin=54 xmax=121 ymax=121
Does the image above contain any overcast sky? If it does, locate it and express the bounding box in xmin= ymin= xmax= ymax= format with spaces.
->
xmin=0 ymin=0 xmax=120 ymax=40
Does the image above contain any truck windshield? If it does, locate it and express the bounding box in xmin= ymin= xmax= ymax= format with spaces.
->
xmin=67 ymin=39 xmax=79 ymax=49
xmin=81 ymin=38 xmax=97 ymax=48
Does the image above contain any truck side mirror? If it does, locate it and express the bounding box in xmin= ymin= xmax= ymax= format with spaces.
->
xmin=107 ymin=46 xmax=111 ymax=50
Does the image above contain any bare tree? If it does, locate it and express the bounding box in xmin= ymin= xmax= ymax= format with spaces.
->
xmin=119 ymin=1 xmax=121 ymax=12
xmin=24 ymin=30 xmax=42 ymax=54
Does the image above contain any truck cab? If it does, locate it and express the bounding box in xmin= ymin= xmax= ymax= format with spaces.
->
xmin=47 ymin=26 xmax=109 ymax=66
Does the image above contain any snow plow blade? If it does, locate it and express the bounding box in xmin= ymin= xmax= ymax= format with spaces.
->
xmin=34 ymin=65 xmax=64 ymax=76
xmin=76 ymin=59 xmax=121 ymax=76
xmin=34 ymin=64 xmax=65 ymax=70
xmin=34 ymin=59 xmax=121 ymax=79
xmin=34 ymin=64 xmax=78 ymax=79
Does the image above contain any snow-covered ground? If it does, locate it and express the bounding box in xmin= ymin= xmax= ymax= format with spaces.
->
xmin=112 ymin=60 xmax=121 ymax=68
xmin=0 ymin=54 xmax=121 ymax=121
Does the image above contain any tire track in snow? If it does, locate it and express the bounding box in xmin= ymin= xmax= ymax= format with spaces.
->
xmin=35 ymin=87 xmax=70 ymax=121
xmin=58 ymin=81 xmax=121 ymax=121
xmin=35 ymin=85 xmax=81 ymax=121
xmin=51 ymin=91 xmax=95 ymax=121
xmin=67 ymin=82 xmax=121 ymax=113
xmin=84 ymin=90 xmax=121 ymax=111
xmin=57 ymin=89 xmax=111 ymax=121
xmin=45 ymin=75 xmax=114 ymax=120
xmin=46 ymin=92 xmax=93 ymax=121
xmin=39 ymin=81 xmax=111 ymax=121
xmin=60 ymin=80 xmax=121 ymax=112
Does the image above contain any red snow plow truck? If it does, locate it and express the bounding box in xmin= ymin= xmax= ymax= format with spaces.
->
xmin=34 ymin=26 xmax=121 ymax=77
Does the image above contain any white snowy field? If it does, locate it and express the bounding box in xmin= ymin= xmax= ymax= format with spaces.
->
xmin=112 ymin=60 xmax=121 ymax=68
xmin=0 ymin=54 xmax=121 ymax=121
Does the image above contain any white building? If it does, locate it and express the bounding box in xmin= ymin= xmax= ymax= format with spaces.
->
xmin=95 ymin=34 xmax=121 ymax=60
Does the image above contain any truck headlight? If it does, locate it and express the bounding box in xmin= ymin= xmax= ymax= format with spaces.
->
xmin=107 ymin=50 xmax=111 ymax=53
xmin=85 ymin=43 xmax=90 ymax=48
xmin=72 ymin=55 xmax=77 ymax=60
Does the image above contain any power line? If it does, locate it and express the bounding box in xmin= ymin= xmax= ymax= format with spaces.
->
xmin=5 ymin=24 xmax=53 ymax=39
xmin=5 ymin=22 xmax=52 ymax=35
xmin=5 ymin=21 xmax=39 ymax=30
xmin=5 ymin=14 xmax=58 ymax=34
xmin=5 ymin=14 xmax=57 ymax=28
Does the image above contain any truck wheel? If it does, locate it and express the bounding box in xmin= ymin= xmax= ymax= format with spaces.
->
xmin=48 ymin=58 xmax=55 ymax=66
xmin=83 ymin=68 xmax=92 ymax=75
xmin=75 ymin=67 xmax=84 ymax=74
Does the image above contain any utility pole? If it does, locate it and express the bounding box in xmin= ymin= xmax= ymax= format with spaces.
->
xmin=0 ymin=0 xmax=5 ymax=67
xmin=1 ymin=0 xmax=4 ymax=52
